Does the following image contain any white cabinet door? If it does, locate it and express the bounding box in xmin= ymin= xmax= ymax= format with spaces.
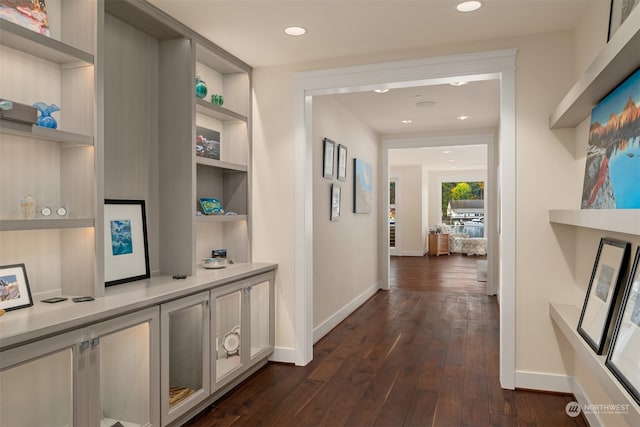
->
xmin=160 ymin=291 xmax=211 ymax=426
xmin=88 ymin=307 xmax=160 ymax=427
xmin=211 ymin=280 xmax=245 ymax=390
xmin=247 ymin=272 xmax=275 ymax=365
xmin=0 ymin=329 xmax=82 ymax=427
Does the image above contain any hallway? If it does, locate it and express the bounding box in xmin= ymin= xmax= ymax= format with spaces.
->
xmin=187 ymin=254 xmax=587 ymax=426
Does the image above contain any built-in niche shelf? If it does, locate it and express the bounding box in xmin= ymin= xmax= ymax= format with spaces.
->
xmin=195 ymin=99 xmax=247 ymax=123
xmin=0 ymin=120 xmax=93 ymax=146
xmin=196 ymin=215 xmax=247 ymax=224
xmin=0 ymin=218 xmax=94 ymax=232
xmin=549 ymin=303 xmax=640 ymax=426
xmin=549 ymin=6 xmax=640 ymax=128
xmin=195 ymin=157 xmax=247 ymax=172
xmin=549 ymin=209 xmax=640 ymax=236
xmin=0 ymin=19 xmax=93 ymax=65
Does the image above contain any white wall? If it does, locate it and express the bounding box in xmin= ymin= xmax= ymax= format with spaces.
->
xmin=311 ymin=95 xmax=380 ymax=336
xmin=390 ymin=165 xmax=427 ymax=255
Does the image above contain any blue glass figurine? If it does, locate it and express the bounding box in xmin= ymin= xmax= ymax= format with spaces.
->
xmin=195 ymin=75 xmax=208 ymax=99
xmin=33 ymin=102 xmax=60 ymax=129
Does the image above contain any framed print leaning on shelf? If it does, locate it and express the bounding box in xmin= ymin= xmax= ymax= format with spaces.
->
xmin=0 ymin=263 xmax=33 ymax=311
xmin=608 ymin=0 xmax=640 ymax=41
xmin=606 ymin=246 xmax=640 ymax=405
xmin=104 ymin=200 xmax=150 ymax=287
xmin=578 ymin=237 xmax=631 ymax=354
xmin=323 ymin=138 xmax=335 ymax=178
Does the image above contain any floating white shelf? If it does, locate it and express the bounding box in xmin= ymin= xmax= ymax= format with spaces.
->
xmin=195 ymin=157 xmax=247 ymax=172
xmin=549 ymin=209 xmax=640 ymax=236
xmin=196 ymin=215 xmax=247 ymax=223
xmin=0 ymin=218 xmax=94 ymax=232
xmin=195 ymin=99 xmax=247 ymax=123
xmin=549 ymin=8 xmax=640 ymax=128
xmin=0 ymin=120 xmax=93 ymax=146
xmin=0 ymin=20 xmax=93 ymax=65
xmin=549 ymin=303 xmax=640 ymax=425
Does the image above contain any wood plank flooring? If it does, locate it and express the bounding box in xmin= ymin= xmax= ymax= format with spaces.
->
xmin=186 ymin=254 xmax=587 ymax=427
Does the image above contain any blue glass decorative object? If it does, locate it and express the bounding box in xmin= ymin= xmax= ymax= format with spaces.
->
xmin=33 ymin=102 xmax=60 ymax=129
xmin=195 ymin=75 xmax=208 ymax=99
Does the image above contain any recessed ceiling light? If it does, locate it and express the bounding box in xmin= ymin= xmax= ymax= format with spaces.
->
xmin=285 ymin=26 xmax=306 ymax=36
xmin=416 ymin=101 xmax=436 ymax=107
xmin=443 ymin=150 xmax=453 ymax=154
xmin=456 ymin=1 xmax=482 ymax=13
xmin=450 ymin=81 xmax=469 ymax=87
xmin=457 ymin=115 xmax=469 ymax=120
xmin=374 ymin=89 xmax=389 ymax=93
xmin=448 ymin=159 xmax=455 ymax=162
xmin=401 ymin=120 xmax=412 ymax=124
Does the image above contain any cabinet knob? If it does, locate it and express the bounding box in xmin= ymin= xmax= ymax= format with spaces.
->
xmin=80 ymin=341 xmax=90 ymax=351
xmin=91 ymin=337 xmax=100 ymax=347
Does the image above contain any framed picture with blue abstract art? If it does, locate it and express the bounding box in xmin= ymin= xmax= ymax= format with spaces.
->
xmin=578 ymin=238 xmax=630 ymax=355
xmin=104 ymin=199 xmax=150 ymax=287
xmin=353 ymin=158 xmax=373 ymax=213
xmin=581 ymin=67 xmax=640 ymax=209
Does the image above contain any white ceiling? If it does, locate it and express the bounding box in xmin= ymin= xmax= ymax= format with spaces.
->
xmin=389 ymin=144 xmax=487 ymax=171
xmin=149 ymin=0 xmax=588 ymax=168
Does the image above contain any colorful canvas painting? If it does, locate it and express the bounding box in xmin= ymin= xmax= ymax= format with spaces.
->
xmin=0 ymin=0 xmax=50 ymax=36
xmin=196 ymin=126 xmax=220 ymax=160
xmin=354 ymin=158 xmax=373 ymax=213
xmin=581 ymin=68 xmax=640 ymax=209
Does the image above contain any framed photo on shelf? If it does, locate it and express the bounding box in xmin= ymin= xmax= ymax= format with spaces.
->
xmin=330 ymin=184 xmax=341 ymax=221
xmin=323 ymin=138 xmax=335 ymax=178
xmin=195 ymin=126 xmax=220 ymax=160
xmin=104 ymin=199 xmax=150 ymax=287
xmin=337 ymin=144 xmax=348 ymax=181
xmin=0 ymin=264 xmax=33 ymax=311
xmin=578 ymin=237 xmax=631 ymax=354
xmin=606 ymin=246 xmax=640 ymax=405
xmin=0 ymin=0 xmax=51 ymax=37
xmin=608 ymin=0 xmax=640 ymax=41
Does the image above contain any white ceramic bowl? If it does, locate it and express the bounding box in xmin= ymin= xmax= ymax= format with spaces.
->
xmin=202 ymin=258 xmax=228 ymax=269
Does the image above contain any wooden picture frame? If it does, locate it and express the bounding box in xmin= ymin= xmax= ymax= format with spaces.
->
xmin=608 ymin=0 xmax=640 ymax=41
xmin=337 ymin=144 xmax=348 ymax=181
xmin=323 ymin=138 xmax=335 ymax=178
xmin=0 ymin=263 xmax=33 ymax=311
xmin=606 ymin=246 xmax=640 ymax=405
xmin=578 ymin=237 xmax=631 ymax=354
xmin=104 ymin=199 xmax=150 ymax=287
xmin=330 ymin=184 xmax=341 ymax=221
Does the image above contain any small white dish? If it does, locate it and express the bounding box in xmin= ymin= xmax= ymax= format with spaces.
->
xmin=202 ymin=258 xmax=228 ymax=269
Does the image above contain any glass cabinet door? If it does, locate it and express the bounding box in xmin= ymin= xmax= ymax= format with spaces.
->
xmin=160 ymin=291 xmax=210 ymax=426
xmin=212 ymin=284 xmax=244 ymax=387
xmin=249 ymin=278 xmax=273 ymax=362
xmin=0 ymin=330 xmax=80 ymax=427
xmin=90 ymin=307 xmax=160 ymax=427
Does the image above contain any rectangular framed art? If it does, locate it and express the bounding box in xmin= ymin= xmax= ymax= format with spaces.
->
xmin=578 ymin=237 xmax=631 ymax=354
xmin=195 ymin=126 xmax=221 ymax=160
xmin=606 ymin=246 xmax=640 ymax=405
xmin=353 ymin=158 xmax=373 ymax=213
xmin=0 ymin=0 xmax=51 ymax=36
xmin=0 ymin=264 xmax=33 ymax=311
xmin=608 ymin=0 xmax=640 ymax=41
xmin=331 ymin=184 xmax=341 ymax=221
xmin=104 ymin=199 xmax=150 ymax=287
xmin=323 ymin=138 xmax=335 ymax=178
xmin=337 ymin=144 xmax=348 ymax=181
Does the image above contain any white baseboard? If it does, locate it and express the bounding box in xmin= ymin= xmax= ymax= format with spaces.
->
xmin=313 ymin=282 xmax=380 ymax=344
xmin=515 ymin=370 xmax=573 ymax=393
xmin=393 ymin=249 xmax=427 ymax=257
xmin=269 ymin=346 xmax=296 ymax=364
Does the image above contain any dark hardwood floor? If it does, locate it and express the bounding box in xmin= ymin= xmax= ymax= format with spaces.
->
xmin=186 ymin=254 xmax=587 ymax=427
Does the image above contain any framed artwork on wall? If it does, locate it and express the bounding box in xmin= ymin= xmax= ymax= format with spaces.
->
xmin=606 ymin=246 xmax=640 ymax=405
xmin=581 ymin=67 xmax=640 ymax=209
xmin=578 ymin=238 xmax=631 ymax=354
xmin=330 ymin=184 xmax=341 ymax=221
xmin=104 ymin=199 xmax=150 ymax=287
xmin=0 ymin=263 xmax=33 ymax=311
xmin=337 ymin=144 xmax=348 ymax=181
xmin=323 ymin=138 xmax=335 ymax=178
xmin=608 ymin=0 xmax=640 ymax=41
xmin=353 ymin=158 xmax=373 ymax=213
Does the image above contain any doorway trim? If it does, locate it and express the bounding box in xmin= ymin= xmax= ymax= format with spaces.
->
xmin=293 ymin=48 xmax=517 ymax=389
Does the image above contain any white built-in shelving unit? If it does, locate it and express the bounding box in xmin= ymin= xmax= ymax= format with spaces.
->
xmin=548 ymin=7 xmax=640 ymax=422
